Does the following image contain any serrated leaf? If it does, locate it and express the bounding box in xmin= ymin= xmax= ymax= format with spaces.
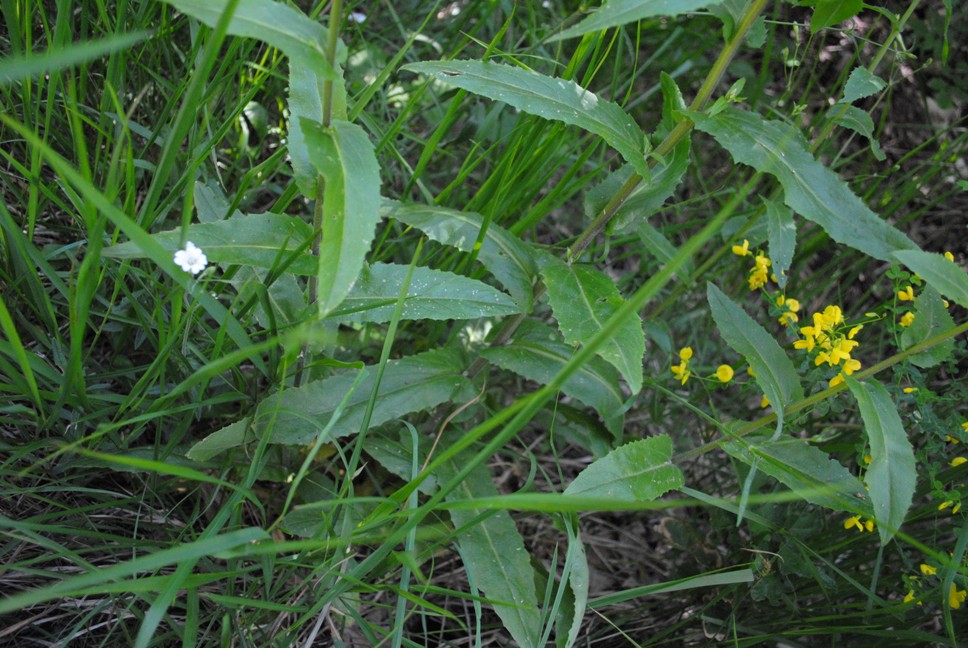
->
xmin=159 ymin=0 xmax=337 ymax=79
xmin=707 ymin=283 xmax=803 ymax=437
xmin=691 ymin=107 xmax=919 ymax=262
xmin=302 ymin=119 xmax=382 ymax=316
xmin=847 ymin=377 xmax=916 ymax=544
xmin=893 ymin=250 xmax=968 ymax=309
xmin=810 ymin=0 xmax=863 ymax=32
xmin=830 ymin=105 xmax=885 ymax=161
xmin=383 ymin=200 xmax=536 ymax=309
xmin=564 ymin=435 xmax=683 ymax=500
xmin=900 ymin=286 xmax=955 ymax=368
xmin=842 ymin=67 xmax=887 ymax=104
xmin=331 ymin=262 xmax=519 ymax=323
xmin=102 ymin=212 xmax=315 ymax=273
xmin=721 ymin=434 xmax=870 ymax=514
xmin=481 ymin=319 xmax=625 ymax=440
xmin=763 ymin=197 xmax=796 ymax=289
xmin=539 ymin=254 xmax=645 ymax=394
xmin=287 ymin=60 xmax=348 ymax=196
xmin=402 ymin=60 xmax=650 ymax=178
xmin=436 ymin=456 xmax=542 ymax=647
xmin=187 ymin=348 xmax=471 ymax=460
xmin=549 ymin=0 xmax=726 ymax=42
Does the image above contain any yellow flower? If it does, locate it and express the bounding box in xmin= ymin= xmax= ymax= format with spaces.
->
xmin=897 ymin=286 xmax=915 ymax=301
xmin=920 ymin=563 xmax=938 ymax=576
xmin=899 ymin=311 xmax=915 ymax=327
xmin=939 ymin=499 xmax=957 ymax=511
xmin=844 ymin=515 xmax=864 ymax=532
xmin=829 ymin=374 xmax=845 ymax=388
xmin=950 ymin=584 xmax=967 ymax=610
xmin=963 ymin=422 xmax=968 ymax=432
xmin=732 ymin=239 xmax=751 ymax=257
xmin=904 ymin=589 xmax=919 ymax=604
xmin=947 ymin=435 xmax=961 ymax=444
xmin=863 ymin=455 xmax=871 ymax=465
xmin=944 ymin=251 xmax=955 ymax=262
xmin=777 ymin=295 xmax=800 ymax=325
xmin=716 ymin=365 xmax=734 ymax=383
xmin=679 ymin=347 xmax=693 ymax=361
xmin=864 ymin=518 xmax=875 ymax=532
xmin=748 ymin=252 xmax=771 ymax=290
xmin=951 ymin=457 xmax=967 ymax=467
xmin=903 ymin=387 xmax=917 ymax=394
xmin=746 ymin=366 xmax=757 ymax=377
xmin=760 ymin=394 xmax=770 ymax=408
xmin=671 ymin=362 xmax=690 ymax=385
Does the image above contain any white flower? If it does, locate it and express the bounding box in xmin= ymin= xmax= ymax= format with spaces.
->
xmin=174 ymin=241 xmax=207 ymax=275
xmin=348 ymin=11 xmax=366 ymax=23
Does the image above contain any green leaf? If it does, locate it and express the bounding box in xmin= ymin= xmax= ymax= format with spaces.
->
xmin=841 ymin=67 xmax=887 ymax=104
xmin=691 ymin=107 xmax=918 ymax=262
xmin=383 ymin=200 xmax=537 ymax=309
xmin=563 ymin=435 xmax=684 ymax=500
xmin=302 ymin=119 xmax=382 ymax=316
xmin=830 ymin=105 xmax=885 ymax=161
xmin=893 ymin=250 xmax=968 ymax=309
xmin=900 ymin=286 xmax=955 ymax=368
xmin=287 ymin=60 xmax=347 ymax=196
xmin=231 ymin=268 xmax=308 ymax=329
xmin=585 ymin=137 xmax=691 ymax=233
xmin=102 ymin=212 xmax=315 ymax=274
xmin=846 ymin=377 xmax=916 ymax=544
xmin=549 ymin=0 xmax=726 ymax=42
xmin=402 ymin=60 xmax=651 ymax=178
xmin=332 ymin=262 xmax=520 ymax=323
xmin=159 ymin=0 xmax=337 ymax=79
xmin=763 ymin=197 xmax=796 ymax=290
xmin=538 ymin=254 xmax=645 ymax=394
xmin=557 ymin=525 xmax=589 ymax=648
xmin=707 ymin=283 xmax=803 ymax=437
xmin=810 ymin=0 xmax=863 ymax=32
xmin=436 ymin=456 xmax=542 ymax=647
xmin=481 ymin=320 xmax=625 ymax=440
xmin=194 ymin=179 xmax=233 ymax=223
xmin=187 ymin=348 xmax=472 ymax=460
xmin=721 ymin=434 xmax=870 ymax=514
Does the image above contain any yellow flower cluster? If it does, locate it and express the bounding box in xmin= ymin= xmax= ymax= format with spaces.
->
xmin=671 ymin=347 xmax=693 ymax=385
xmin=903 ymin=562 xmax=968 ymax=609
xmin=792 ymin=305 xmax=863 ymax=387
xmin=731 ymin=239 xmax=771 ymax=291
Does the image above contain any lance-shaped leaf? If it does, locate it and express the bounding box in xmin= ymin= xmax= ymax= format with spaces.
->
xmin=160 ymin=0 xmax=337 ymax=79
xmin=402 ymin=60 xmax=651 ymax=178
xmin=691 ymin=107 xmax=919 ymax=262
xmin=707 ymin=283 xmax=803 ymax=437
xmin=383 ymin=200 xmax=536 ymax=309
xmin=847 ymin=377 xmax=916 ymax=544
xmin=722 ymin=434 xmax=871 ymax=514
xmin=187 ymin=348 xmax=472 ymax=460
xmin=893 ymin=250 xmax=968 ymax=309
xmin=899 ymin=286 xmax=955 ymax=368
xmin=102 ymin=212 xmax=315 ymax=274
xmin=331 ymin=262 xmax=519 ymax=323
xmin=302 ymin=119 xmax=382 ymax=316
xmin=763 ymin=196 xmax=796 ymax=289
xmin=288 ymin=60 xmax=348 ymax=196
xmin=481 ymin=319 xmax=625 ymax=439
xmin=539 ymin=253 xmax=645 ymax=394
xmin=549 ymin=0 xmax=726 ymax=42
xmin=564 ymin=435 xmax=683 ymax=500
xmin=436 ymin=454 xmax=543 ymax=648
